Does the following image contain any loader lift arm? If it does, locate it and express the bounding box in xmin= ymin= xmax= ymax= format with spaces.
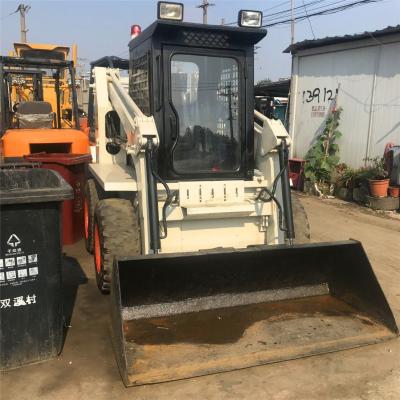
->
xmin=105 ymin=69 xmax=159 ymax=155
xmin=93 ymin=67 xmax=162 ymax=253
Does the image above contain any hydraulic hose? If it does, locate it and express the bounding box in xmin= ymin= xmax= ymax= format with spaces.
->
xmin=256 ymin=138 xmax=295 ymax=244
xmin=144 ymin=138 xmax=161 ymax=253
xmin=278 ymin=139 xmax=295 ymax=243
xmin=256 ymin=163 xmax=287 ymax=233
xmin=149 ymin=148 xmax=176 ymax=240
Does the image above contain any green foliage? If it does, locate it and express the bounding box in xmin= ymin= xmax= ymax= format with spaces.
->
xmin=304 ymin=107 xmax=343 ymax=185
xmin=336 ymin=165 xmax=357 ymax=189
xmin=361 ymin=156 xmax=389 ymax=180
xmin=334 ymin=157 xmax=389 ymax=189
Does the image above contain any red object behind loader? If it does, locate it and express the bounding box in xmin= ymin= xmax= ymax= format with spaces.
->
xmin=25 ymin=153 xmax=92 ymax=245
xmin=289 ymin=158 xmax=305 ymax=190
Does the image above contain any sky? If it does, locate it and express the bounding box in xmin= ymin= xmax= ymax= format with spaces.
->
xmin=1 ymin=0 xmax=399 ymax=82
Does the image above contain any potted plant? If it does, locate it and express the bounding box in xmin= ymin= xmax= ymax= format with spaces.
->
xmin=364 ymin=157 xmax=390 ymax=197
xmin=388 ymin=186 xmax=399 ymax=198
xmin=335 ymin=164 xmax=355 ymax=201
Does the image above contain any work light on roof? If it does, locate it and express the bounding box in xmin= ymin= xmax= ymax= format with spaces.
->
xmin=158 ymin=2 xmax=184 ymax=21
xmin=238 ymin=10 xmax=263 ymax=28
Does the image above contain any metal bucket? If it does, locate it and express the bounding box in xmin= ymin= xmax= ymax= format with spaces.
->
xmin=110 ymin=240 xmax=398 ymax=386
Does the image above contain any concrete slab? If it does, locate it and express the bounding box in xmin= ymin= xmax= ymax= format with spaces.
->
xmin=1 ymin=193 xmax=399 ymax=399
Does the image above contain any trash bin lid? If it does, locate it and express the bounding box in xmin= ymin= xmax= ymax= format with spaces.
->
xmin=24 ymin=153 xmax=92 ymax=166
xmin=0 ymin=168 xmax=73 ymax=205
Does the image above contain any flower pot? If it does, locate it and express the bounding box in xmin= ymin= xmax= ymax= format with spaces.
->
xmin=368 ymin=179 xmax=390 ymax=198
xmin=388 ymin=186 xmax=399 ymax=198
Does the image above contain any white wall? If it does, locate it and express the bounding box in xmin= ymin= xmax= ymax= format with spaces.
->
xmin=370 ymin=42 xmax=400 ymax=158
xmin=289 ymin=39 xmax=400 ymax=168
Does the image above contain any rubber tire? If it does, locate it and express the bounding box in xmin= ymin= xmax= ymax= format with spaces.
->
xmin=292 ymin=193 xmax=311 ymax=244
xmin=84 ymin=179 xmax=99 ymax=254
xmin=93 ymin=199 xmax=141 ymax=294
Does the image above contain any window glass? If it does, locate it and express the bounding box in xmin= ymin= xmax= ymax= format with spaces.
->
xmin=171 ymin=54 xmax=240 ymax=173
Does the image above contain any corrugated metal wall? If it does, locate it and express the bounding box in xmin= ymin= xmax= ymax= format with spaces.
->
xmin=289 ymin=39 xmax=400 ymax=168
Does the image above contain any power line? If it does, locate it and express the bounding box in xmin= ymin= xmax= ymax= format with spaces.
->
xmin=302 ymin=0 xmax=316 ymax=38
xmin=1 ymin=6 xmax=18 ymax=20
xmin=264 ymin=0 xmax=325 ymax=20
xmin=264 ymin=0 xmax=361 ymax=24
xmin=267 ymin=0 xmax=382 ymax=24
xmin=224 ymin=0 xmax=330 ymax=25
xmin=262 ymin=0 xmax=292 ymax=12
xmin=263 ymin=0 xmax=351 ymax=23
xmin=262 ymin=0 xmax=383 ymax=27
xmin=291 ymin=0 xmax=295 ymax=45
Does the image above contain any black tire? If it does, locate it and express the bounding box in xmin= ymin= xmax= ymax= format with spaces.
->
xmin=93 ymin=199 xmax=141 ymax=294
xmin=84 ymin=179 xmax=99 ymax=254
xmin=292 ymin=193 xmax=311 ymax=244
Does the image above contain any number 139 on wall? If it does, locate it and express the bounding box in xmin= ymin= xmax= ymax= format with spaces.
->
xmin=302 ymin=87 xmax=339 ymax=104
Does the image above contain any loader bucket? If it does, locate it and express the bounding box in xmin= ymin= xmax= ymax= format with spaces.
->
xmin=110 ymin=240 xmax=398 ymax=386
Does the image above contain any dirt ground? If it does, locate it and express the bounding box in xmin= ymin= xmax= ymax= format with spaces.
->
xmin=1 ymin=194 xmax=399 ymax=400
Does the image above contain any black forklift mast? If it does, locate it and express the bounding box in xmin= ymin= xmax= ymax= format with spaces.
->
xmin=54 ymin=71 xmax=62 ymax=129
xmin=32 ymin=73 xmax=44 ymax=101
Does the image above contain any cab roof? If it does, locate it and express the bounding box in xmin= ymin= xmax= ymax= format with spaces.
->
xmin=129 ymin=20 xmax=267 ymax=50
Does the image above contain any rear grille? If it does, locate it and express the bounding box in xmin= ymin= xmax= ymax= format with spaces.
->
xmin=182 ymin=31 xmax=229 ymax=48
xmin=129 ymin=53 xmax=150 ymax=116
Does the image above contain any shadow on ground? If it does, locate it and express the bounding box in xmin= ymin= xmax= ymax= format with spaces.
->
xmin=62 ymin=255 xmax=88 ymax=348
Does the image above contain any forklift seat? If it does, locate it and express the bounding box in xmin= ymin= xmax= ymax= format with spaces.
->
xmin=16 ymin=101 xmax=54 ymax=129
xmin=17 ymin=101 xmax=53 ymax=115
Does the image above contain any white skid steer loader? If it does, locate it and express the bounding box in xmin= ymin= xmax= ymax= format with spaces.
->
xmin=84 ymin=5 xmax=398 ymax=387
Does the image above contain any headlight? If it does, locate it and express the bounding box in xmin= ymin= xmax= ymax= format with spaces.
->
xmin=158 ymin=2 xmax=184 ymax=21
xmin=238 ymin=10 xmax=263 ymax=28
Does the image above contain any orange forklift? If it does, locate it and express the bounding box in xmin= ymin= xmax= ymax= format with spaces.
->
xmin=0 ymin=55 xmax=90 ymax=244
xmin=0 ymin=56 xmax=88 ymax=160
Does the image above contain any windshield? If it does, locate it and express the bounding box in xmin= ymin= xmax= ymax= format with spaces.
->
xmin=171 ymin=54 xmax=240 ymax=174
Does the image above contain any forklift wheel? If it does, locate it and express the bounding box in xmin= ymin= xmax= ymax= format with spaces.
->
xmin=93 ymin=199 xmax=141 ymax=294
xmin=84 ymin=179 xmax=99 ymax=254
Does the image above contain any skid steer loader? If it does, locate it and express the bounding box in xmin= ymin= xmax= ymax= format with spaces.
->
xmin=85 ymin=4 xmax=398 ymax=387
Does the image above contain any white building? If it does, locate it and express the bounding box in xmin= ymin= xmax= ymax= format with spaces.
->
xmin=286 ymin=26 xmax=400 ymax=168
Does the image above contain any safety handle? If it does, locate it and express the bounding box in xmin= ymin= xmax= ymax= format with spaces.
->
xmin=170 ymin=115 xmax=177 ymax=140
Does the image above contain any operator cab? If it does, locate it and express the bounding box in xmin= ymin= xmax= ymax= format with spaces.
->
xmin=128 ymin=5 xmax=266 ymax=180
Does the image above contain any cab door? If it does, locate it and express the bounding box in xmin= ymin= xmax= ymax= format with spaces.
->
xmin=161 ymin=46 xmax=247 ymax=180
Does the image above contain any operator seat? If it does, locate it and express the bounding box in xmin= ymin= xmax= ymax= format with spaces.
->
xmin=16 ymin=101 xmax=54 ymax=129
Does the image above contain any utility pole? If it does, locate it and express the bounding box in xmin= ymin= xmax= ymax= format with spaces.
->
xmin=290 ymin=0 xmax=295 ymax=45
xmin=17 ymin=4 xmax=30 ymax=43
xmin=220 ymin=83 xmax=236 ymax=142
xmin=197 ymin=0 xmax=214 ymax=24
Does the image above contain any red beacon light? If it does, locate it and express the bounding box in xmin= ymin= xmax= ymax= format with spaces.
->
xmin=131 ymin=25 xmax=141 ymax=39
